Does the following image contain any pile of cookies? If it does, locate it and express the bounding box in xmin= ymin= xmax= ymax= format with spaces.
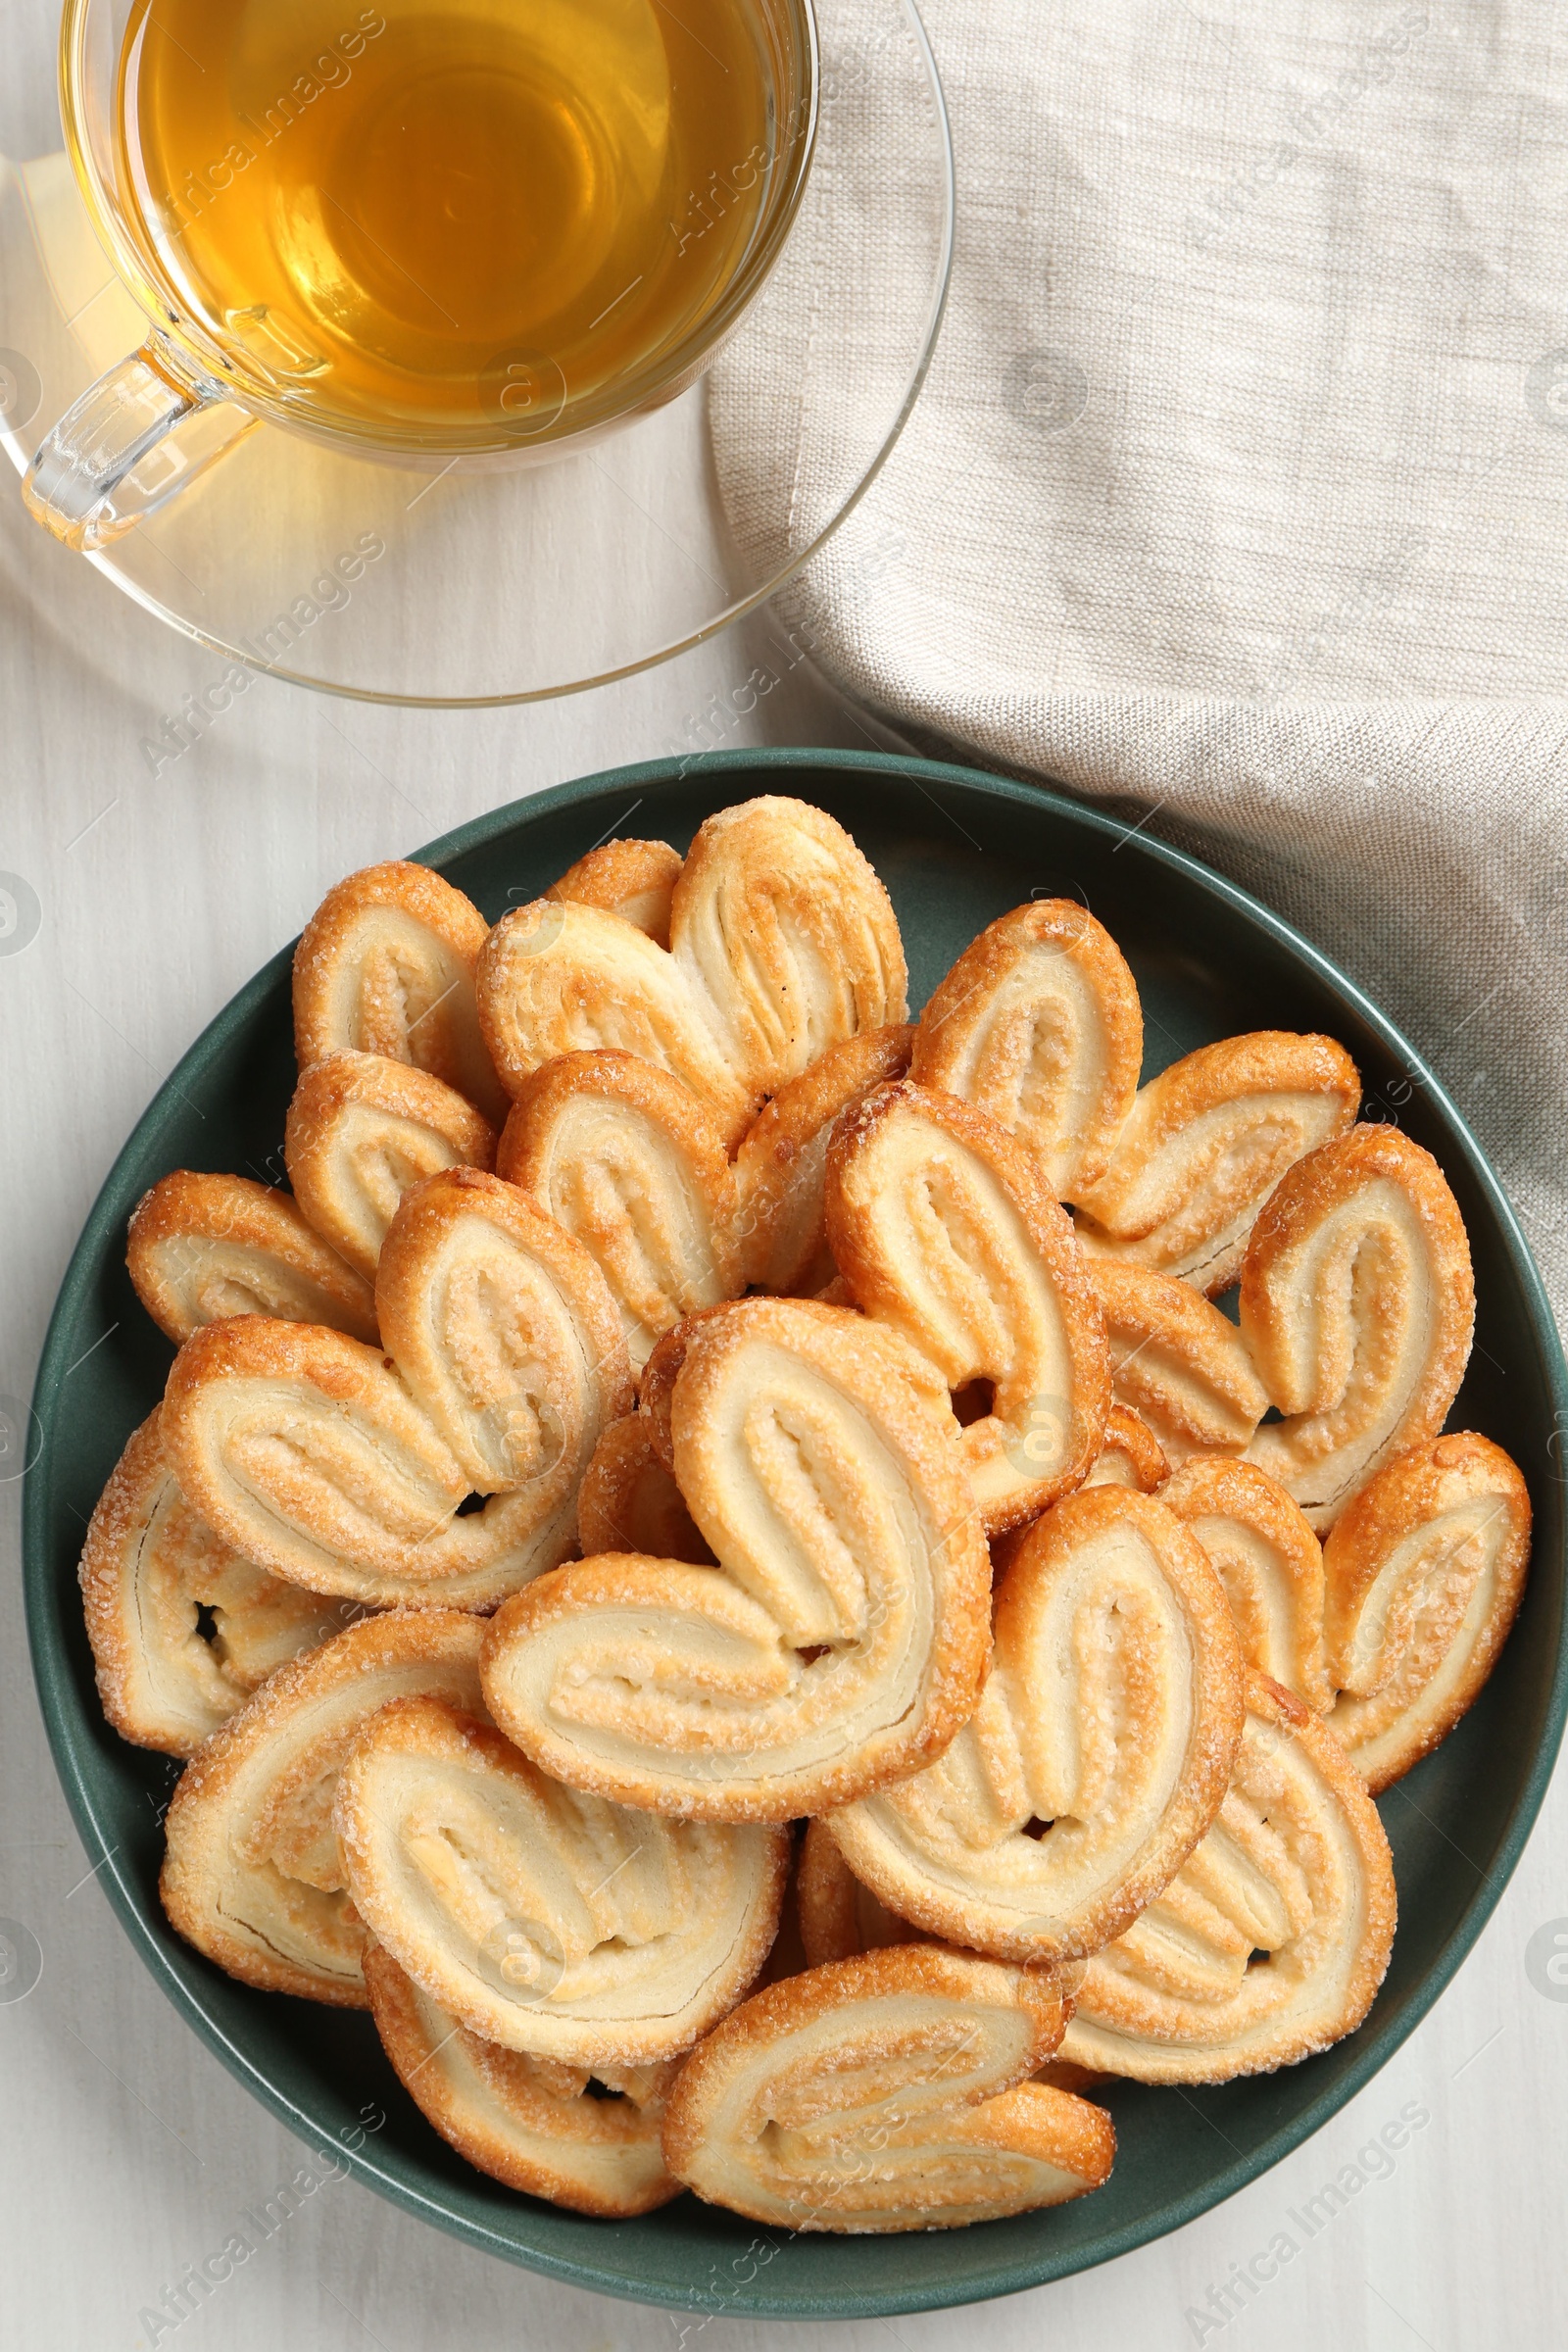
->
xmin=78 ymin=796 xmax=1531 ymax=2234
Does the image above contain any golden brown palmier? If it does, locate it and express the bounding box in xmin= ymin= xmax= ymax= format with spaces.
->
xmin=1059 ymin=1675 xmax=1396 ymax=2082
xmin=479 ymin=1298 xmax=991 ymax=1822
xmin=162 ymin=1317 xmax=606 ymax=1611
xmin=496 ymin=1052 xmax=742 ymax=1371
xmin=292 ymin=860 xmax=507 ymax=1121
xmin=337 ymin=1698 xmax=789 ymax=2064
xmin=731 ymin=1024 xmax=915 ymax=1295
xmin=127 ymin=1170 xmax=377 ymax=1347
xmin=1091 ymin=1260 xmax=1269 ymax=1464
xmin=575 ymin=1413 xmax=713 ymax=1565
xmin=546 ymin=837 xmax=684 ymax=950
xmin=1241 ymin=1126 xmax=1475 ymax=1529
xmin=1085 ymin=1404 xmax=1170 ymax=1492
xmin=78 ymin=1408 xmax=351 ymax=1757
xmin=284 ymin=1050 xmax=497 ymax=1280
xmin=661 ymin=1945 xmax=1113 ymax=2232
xmin=1323 ymin=1432 xmax=1531 ymax=1790
xmin=159 ymin=1611 xmax=487 ymax=2004
xmin=824 ymin=1080 xmax=1110 ymax=1534
xmin=373 ymin=1166 xmax=632 ymax=1494
xmin=1075 ymin=1032 xmax=1361 ymax=1294
xmin=909 ymin=900 xmax=1143 ymax=1198
xmin=1159 ymin=1454 xmax=1332 ymax=1712
xmin=364 ymin=1945 xmax=681 ymax=2216
xmin=477 ymin=798 xmax=907 ymax=1148
xmin=826 ymin=1487 xmax=1246 ymax=1964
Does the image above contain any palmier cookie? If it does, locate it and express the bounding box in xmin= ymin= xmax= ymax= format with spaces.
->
xmin=1059 ymin=1674 xmax=1396 ymax=2082
xmin=1323 ymin=1432 xmax=1531 ymax=1791
xmin=731 ymin=1023 xmax=915 ymax=1295
xmin=1242 ymin=1126 xmax=1475 ymax=1529
xmin=825 ymin=1486 xmax=1246 ymax=1963
xmin=127 ymin=1171 xmax=377 ymax=1347
xmin=337 ymin=1698 xmax=788 ymax=2064
xmin=496 ymin=1051 xmax=742 ymax=1371
xmin=1074 ymin=1031 xmax=1361 ymax=1294
xmin=477 ymin=797 xmax=907 ymax=1149
xmin=78 ymin=1408 xmax=351 ymax=1756
xmin=661 ymin=1946 xmax=1115 ymax=2232
xmin=576 ymin=1413 xmax=712 ymax=1565
xmin=1159 ymin=1455 xmax=1331 ymax=1712
xmin=284 ymin=1050 xmax=497 ymax=1281
xmin=364 ymin=1945 xmax=681 ymax=2216
xmin=292 ymin=860 xmax=508 ymax=1121
xmin=165 ymin=1185 xmax=631 ymax=1609
xmin=479 ymin=1297 xmax=991 ymax=1822
xmin=909 ymin=900 xmax=1142 ymax=1198
xmin=824 ymin=1080 xmax=1110 ymax=1534
xmin=1091 ymin=1261 xmax=1269 ymax=1464
xmin=373 ymin=1166 xmax=632 ymax=1494
xmin=546 ymin=837 xmax=684 ymax=949
xmin=159 ymin=1611 xmax=487 ymax=2005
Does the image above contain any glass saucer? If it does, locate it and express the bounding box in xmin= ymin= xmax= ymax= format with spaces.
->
xmin=0 ymin=0 xmax=952 ymax=707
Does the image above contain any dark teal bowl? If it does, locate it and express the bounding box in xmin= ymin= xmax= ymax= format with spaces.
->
xmin=24 ymin=749 xmax=1568 ymax=2320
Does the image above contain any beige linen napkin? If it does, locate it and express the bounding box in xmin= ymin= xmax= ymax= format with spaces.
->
xmin=710 ymin=0 xmax=1568 ymax=1331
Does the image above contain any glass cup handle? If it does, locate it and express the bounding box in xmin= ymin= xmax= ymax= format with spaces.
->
xmin=22 ymin=327 xmax=257 ymax=552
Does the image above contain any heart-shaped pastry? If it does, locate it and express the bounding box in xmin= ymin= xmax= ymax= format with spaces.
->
xmin=1324 ymin=1432 xmax=1531 ymax=1790
xmin=284 ymin=1049 xmax=497 ymax=1281
xmin=127 ymin=1170 xmax=377 ymax=1346
xmin=373 ymin=1167 xmax=632 ymax=1494
xmin=292 ymin=860 xmax=507 ymax=1121
xmin=477 ymin=798 xmax=907 ymax=1150
xmin=546 ymin=836 xmax=684 ymax=948
xmin=162 ymin=1165 xmax=632 ymax=1608
xmin=1159 ymin=1453 xmax=1332 ymax=1712
xmin=159 ymin=1610 xmax=487 ymax=2004
xmin=661 ymin=1945 xmax=1113 ymax=2231
xmin=337 ymin=1697 xmax=788 ymax=2063
xmin=78 ymin=1407 xmax=350 ymax=1756
xmin=1242 ymin=1126 xmax=1475 ymax=1528
xmin=824 ymin=1080 xmax=1111 ymax=1533
xmin=496 ymin=1050 xmax=743 ymax=1370
xmin=1074 ymin=1031 xmax=1361 ymax=1293
xmin=1058 ymin=1674 xmax=1396 ymax=2082
xmin=478 ymin=1297 xmax=991 ymax=1821
xmin=364 ymin=1944 xmax=681 ymax=2215
xmin=731 ymin=1023 xmax=914 ymax=1295
xmin=1091 ymin=1260 xmax=1269 ymax=1464
xmin=825 ymin=1486 xmax=1246 ymax=1962
xmin=908 ymin=900 xmax=1143 ymax=1198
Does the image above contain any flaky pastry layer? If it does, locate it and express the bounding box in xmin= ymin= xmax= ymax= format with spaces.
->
xmin=1059 ymin=1674 xmax=1396 ymax=2082
xmin=284 ymin=1049 xmax=497 ymax=1280
xmin=338 ymin=1697 xmax=788 ymax=2063
xmin=159 ymin=1610 xmax=487 ymax=2003
xmin=127 ymin=1170 xmax=377 ymax=1347
xmin=661 ymin=1945 xmax=1111 ymax=2231
xmin=1324 ymin=1431 xmax=1531 ymax=1790
xmin=292 ymin=860 xmax=506 ymax=1121
xmin=827 ymin=1486 xmax=1246 ymax=1962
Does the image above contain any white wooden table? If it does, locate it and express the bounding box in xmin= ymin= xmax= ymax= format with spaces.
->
xmin=3 ymin=35 xmax=1565 ymax=2352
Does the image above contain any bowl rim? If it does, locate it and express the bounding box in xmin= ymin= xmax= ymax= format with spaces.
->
xmin=24 ymin=744 xmax=1568 ymax=2320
